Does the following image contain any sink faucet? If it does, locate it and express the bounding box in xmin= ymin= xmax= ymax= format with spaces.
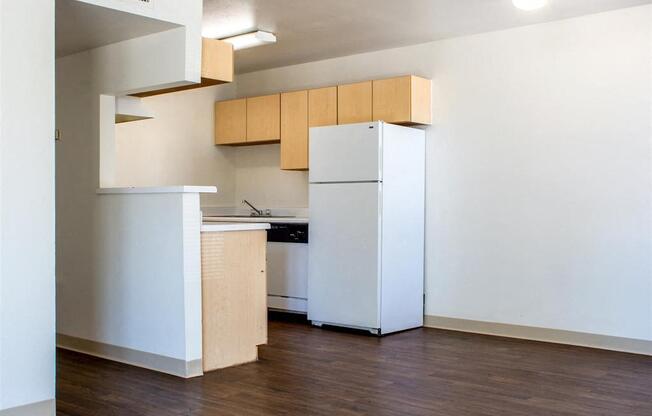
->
xmin=242 ymin=199 xmax=264 ymax=216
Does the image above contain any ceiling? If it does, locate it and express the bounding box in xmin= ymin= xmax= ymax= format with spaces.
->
xmin=203 ymin=0 xmax=651 ymax=74
xmin=56 ymin=0 xmax=178 ymax=58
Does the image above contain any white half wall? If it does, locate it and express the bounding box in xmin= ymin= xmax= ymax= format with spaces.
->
xmin=0 ymin=0 xmax=55 ymax=413
xmin=114 ymin=5 xmax=652 ymax=342
xmin=57 ymin=190 xmax=204 ymax=371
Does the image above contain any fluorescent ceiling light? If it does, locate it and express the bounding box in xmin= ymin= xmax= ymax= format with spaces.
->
xmin=221 ymin=30 xmax=276 ymax=50
xmin=512 ymin=0 xmax=547 ymax=11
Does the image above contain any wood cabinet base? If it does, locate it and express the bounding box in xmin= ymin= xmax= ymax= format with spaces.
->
xmin=132 ymin=77 xmax=229 ymax=98
xmin=200 ymin=230 xmax=267 ymax=372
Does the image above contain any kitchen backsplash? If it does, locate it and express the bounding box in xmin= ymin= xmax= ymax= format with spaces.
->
xmin=202 ymin=206 xmax=309 ymax=218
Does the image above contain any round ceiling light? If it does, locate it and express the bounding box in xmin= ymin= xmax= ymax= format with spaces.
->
xmin=512 ymin=0 xmax=548 ymax=11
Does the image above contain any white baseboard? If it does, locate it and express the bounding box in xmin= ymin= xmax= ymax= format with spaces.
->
xmin=0 ymin=399 xmax=55 ymax=416
xmin=57 ymin=334 xmax=203 ymax=378
xmin=424 ymin=315 xmax=652 ymax=356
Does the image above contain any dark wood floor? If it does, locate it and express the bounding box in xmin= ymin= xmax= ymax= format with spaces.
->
xmin=57 ymin=316 xmax=652 ymax=416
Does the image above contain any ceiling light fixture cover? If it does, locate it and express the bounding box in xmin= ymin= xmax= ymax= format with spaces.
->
xmin=221 ymin=30 xmax=276 ymax=50
xmin=512 ymin=0 xmax=547 ymax=11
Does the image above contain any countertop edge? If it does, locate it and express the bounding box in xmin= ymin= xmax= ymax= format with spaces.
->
xmin=201 ymin=223 xmax=271 ymax=232
xmin=203 ymin=216 xmax=309 ymax=224
xmin=97 ymin=186 xmax=218 ymax=195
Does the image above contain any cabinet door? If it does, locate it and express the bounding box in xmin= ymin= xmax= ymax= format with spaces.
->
xmin=281 ymin=90 xmax=309 ymax=170
xmin=201 ymin=38 xmax=234 ymax=84
xmin=215 ymin=98 xmax=246 ymax=144
xmin=372 ymin=76 xmax=411 ymax=124
xmin=201 ymin=230 xmax=267 ymax=372
xmin=373 ymin=75 xmax=431 ymax=125
xmin=308 ymin=87 xmax=337 ymax=127
xmin=246 ymin=94 xmax=280 ymax=143
xmin=337 ymin=81 xmax=372 ymax=125
xmin=409 ymin=75 xmax=432 ymax=125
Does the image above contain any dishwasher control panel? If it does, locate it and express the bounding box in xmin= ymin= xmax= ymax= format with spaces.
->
xmin=267 ymin=223 xmax=308 ymax=244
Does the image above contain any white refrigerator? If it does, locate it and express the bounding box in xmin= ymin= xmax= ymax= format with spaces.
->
xmin=308 ymin=121 xmax=425 ymax=335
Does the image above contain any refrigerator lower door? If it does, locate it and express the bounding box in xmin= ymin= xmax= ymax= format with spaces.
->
xmin=308 ymin=182 xmax=381 ymax=330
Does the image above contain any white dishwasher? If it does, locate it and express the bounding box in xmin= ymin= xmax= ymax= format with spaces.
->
xmin=266 ymin=223 xmax=308 ymax=314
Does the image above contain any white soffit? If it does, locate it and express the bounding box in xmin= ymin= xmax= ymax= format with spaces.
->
xmin=56 ymin=0 xmax=179 ymax=58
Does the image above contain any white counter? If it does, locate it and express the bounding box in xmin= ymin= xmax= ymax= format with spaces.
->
xmin=204 ymin=216 xmax=309 ymax=224
xmin=201 ymin=222 xmax=271 ymax=232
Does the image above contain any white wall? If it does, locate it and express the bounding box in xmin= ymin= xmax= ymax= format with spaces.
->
xmin=232 ymin=144 xmax=309 ymax=209
xmin=0 ymin=0 xmax=55 ymax=413
xmin=114 ymin=6 xmax=652 ymax=341
xmin=114 ymin=88 xmax=310 ymax=209
xmin=424 ymin=6 xmax=651 ymax=340
xmin=115 ymin=85 xmax=238 ymax=207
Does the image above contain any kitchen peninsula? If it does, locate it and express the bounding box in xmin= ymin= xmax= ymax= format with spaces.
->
xmin=56 ymin=186 xmax=269 ymax=377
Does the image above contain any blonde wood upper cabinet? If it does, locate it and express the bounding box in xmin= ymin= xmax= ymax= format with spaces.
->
xmin=372 ymin=75 xmax=431 ymax=125
xmin=214 ymin=75 xmax=431 ymax=149
xmin=246 ymin=94 xmax=281 ymax=143
xmin=281 ymin=90 xmax=309 ymax=170
xmin=337 ymin=81 xmax=372 ymax=125
xmin=214 ymin=98 xmax=246 ymax=144
xmin=308 ymin=87 xmax=337 ymax=127
xmin=201 ymin=38 xmax=234 ymax=83
xmin=134 ymin=38 xmax=234 ymax=97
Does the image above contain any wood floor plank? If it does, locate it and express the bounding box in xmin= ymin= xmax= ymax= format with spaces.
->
xmin=57 ymin=317 xmax=652 ymax=416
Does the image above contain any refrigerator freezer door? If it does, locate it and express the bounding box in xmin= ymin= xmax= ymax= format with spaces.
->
xmin=309 ymin=122 xmax=381 ymax=183
xmin=308 ymin=182 xmax=381 ymax=329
